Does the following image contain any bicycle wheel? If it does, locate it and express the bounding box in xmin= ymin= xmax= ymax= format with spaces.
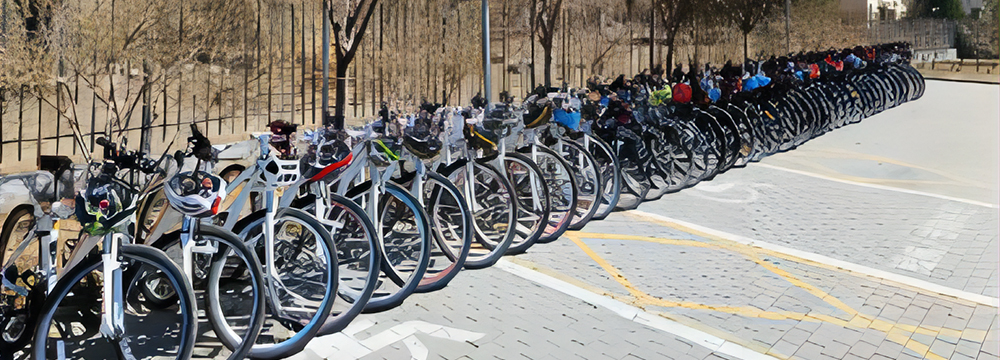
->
xmin=522 ymin=144 xmax=578 ymax=244
xmin=149 ymin=224 xmax=267 ymax=360
xmin=414 ymin=172 xmax=472 ymax=292
xmin=32 ymin=244 xmax=197 ymax=360
xmin=292 ymin=191 xmax=380 ymax=335
xmin=442 ymin=159 xmax=517 ymax=269
xmin=499 ymin=152 xmax=549 ymax=255
xmin=345 ymin=181 xmax=431 ymax=312
xmin=231 ymin=208 xmax=338 ymax=359
xmin=577 ymin=134 xmax=620 ymax=221
xmin=136 ymin=185 xmax=170 ymax=242
xmin=557 ymin=140 xmax=602 ymax=231
xmin=1 ymin=208 xmax=41 ymax=358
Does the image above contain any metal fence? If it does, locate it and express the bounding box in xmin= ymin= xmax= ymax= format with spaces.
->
xmin=867 ymin=18 xmax=957 ymax=50
xmin=0 ymin=1 xmax=330 ymax=173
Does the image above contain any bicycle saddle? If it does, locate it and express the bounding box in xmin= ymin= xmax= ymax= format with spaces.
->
xmin=463 ymin=125 xmax=498 ymax=158
xmin=402 ymin=134 xmax=442 ymax=161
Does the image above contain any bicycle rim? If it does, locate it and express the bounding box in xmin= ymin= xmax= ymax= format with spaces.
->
xmin=415 ymin=172 xmax=472 ymax=292
xmin=32 ymin=244 xmax=197 ymax=360
xmin=524 ymin=145 xmax=578 ymax=243
xmin=502 ymin=152 xmax=549 ymax=255
xmin=443 ymin=160 xmax=517 ymax=269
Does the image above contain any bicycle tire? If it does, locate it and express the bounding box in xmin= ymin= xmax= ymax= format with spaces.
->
xmin=499 ymin=152 xmax=549 ymax=255
xmin=577 ymin=134 xmax=621 ymax=221
xmin=344 ymin=181 xmax=431 ymax=313
xmin=188 ymin=225 xmax=267 ymax=360
xmin=230 ymin=207 xmax=339 ymax=359
xmin=415 ymin=171 xmax=472 ymax=292
xmin=1 ymin=207 xmax=41 ymax=357
xmin=558 ymin=140 xmax=601 ymax=230
xmin=284 ymin=191 xmax=381 ymax=336
xmin=32 ymin=244 xmax=197 ymax=360
xmin=145 ymin=224 xmax=267 ymax=360
xmin=522 ymin=144 xmax=578 ymax=243
xmin=441 ymin=159 xmax=517 ymax=269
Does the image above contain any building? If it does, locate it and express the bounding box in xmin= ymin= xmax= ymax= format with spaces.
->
xmin=841 ymin=0 xmax=909 ymax=20
xmin=960 ymin=0 xmax=985 ymax=16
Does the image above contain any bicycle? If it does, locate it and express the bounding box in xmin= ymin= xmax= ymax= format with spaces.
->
xmin=319 ymin=124 xmax=432 ymax=313
xmin=1 ymin=156 xmax=80 ymax=359
xmin=31 ymin=137 xmax=198 ymax=360
xmin=437 ymin=109 xmax=520 ymax=265
xmin=217 ymin=122 xmax=340 ymax=359
xmin=139 ymin=124 xmax=267 ymax=360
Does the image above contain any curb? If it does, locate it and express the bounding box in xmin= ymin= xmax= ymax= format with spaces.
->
xmin=922 ymin=77 xmax=999 ymax=85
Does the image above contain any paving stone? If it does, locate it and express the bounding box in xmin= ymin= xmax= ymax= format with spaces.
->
xmin=781 ymin=327 xmax=813 ymax=345
xmin=768 ymin=339 xmax=801 ymax=358
xmin=874 ymin=339 xmax=905 ymax=359
xmin=792 ymin=341 xmax=826 ymax=359
xmin=820 ymin=340 xmax=851 ymax=358
xmin=929 ymin=338 xmax=958 ymax=359
xmin=879 ymin=304 xmax=907 ymax=322
xmin=848 ymin=340 xmax=879 ymax=358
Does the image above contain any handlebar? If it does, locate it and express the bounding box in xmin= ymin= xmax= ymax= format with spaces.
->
xmin=94 ymin=137 xmax=161 ymax=175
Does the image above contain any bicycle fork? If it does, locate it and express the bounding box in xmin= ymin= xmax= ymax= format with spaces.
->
xmin=98 ymin=233 xmax=131 ymax=358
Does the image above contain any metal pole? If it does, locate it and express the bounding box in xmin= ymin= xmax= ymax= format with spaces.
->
xmin=785 ymin=0 xmax=791 ymax=54
xmin=322 ymin=0 xmax=331 ymax=125
xmin=482 ymin=0 xmax=492 ymax=103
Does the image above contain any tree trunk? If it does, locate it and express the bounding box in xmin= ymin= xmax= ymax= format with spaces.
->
xmin=665 ymin=30 xmax=677 ymax=73
xmin=334 ymin=58 xmax=348 ymax=129
xmin=743 ymin=31 xmax=749 ymax=72
xmin=543 ymin=40 xmax=553 ymax=86
xmin=649 ymin=0 xmax=655 ymax=69
xmin=530 ymin=0 xmax=537 ymax=88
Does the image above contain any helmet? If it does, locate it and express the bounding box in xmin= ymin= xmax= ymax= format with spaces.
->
xmin=165 ymin=171 xmax=225 ymax=218
xmin=403 ymin=135 xmax=442 ymax=161
xmin=76 ymin=175 xmax=128 ymax=235
xmin=268 ymin=120 xmax=299 ymax=160
xmin=303 ymin=128 xmax=352 ymax=182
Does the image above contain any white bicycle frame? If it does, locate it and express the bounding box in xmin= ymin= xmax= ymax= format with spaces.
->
xmin=219 ymin=135 xmax=319 ymax=317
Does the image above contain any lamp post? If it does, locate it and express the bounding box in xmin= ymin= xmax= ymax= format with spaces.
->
xmin=482 ymin=0 xmax=492 ymax=103
xmin=322 ymin=0 xmax=331 ymax=126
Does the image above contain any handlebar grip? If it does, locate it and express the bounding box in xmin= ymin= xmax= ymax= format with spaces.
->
xmin=96 ymin=137 xmax=112 ymax=148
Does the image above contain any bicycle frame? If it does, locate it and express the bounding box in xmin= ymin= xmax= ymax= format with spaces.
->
xmin=220 ymin=135 xmax=320 ymax=317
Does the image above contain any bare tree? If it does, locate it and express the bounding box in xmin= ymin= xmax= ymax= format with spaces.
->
xmin=327 ymin=0 xmax=378 ymax=127
xmin=716 ymin=0 xmax=781 ymax=67
xmin=655 ymin=0 xmax=695 ymax=70
xmin=533 ymin=0 xmax=562 ymax=86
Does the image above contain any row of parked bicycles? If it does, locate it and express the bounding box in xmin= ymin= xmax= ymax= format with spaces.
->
xmin=0 ymin=43 xmax=924 ymax=360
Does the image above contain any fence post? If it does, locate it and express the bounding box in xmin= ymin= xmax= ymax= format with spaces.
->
xmin=0 ymin=88 xmax=4 ymax=161
xmin=18 ymin=86 xmax=24 ymax=161
xmin=163 ymin=68 xmax=168 ymax=142
xmin=300 ymin=2 xmax=306 ymax=127
xmin=37 ymin=91 xmax=43 ymax=169
xmin=291 ymin=3 xmax=296 ymax=125
xmin=56 ymin=60 xmax=63 ymax=154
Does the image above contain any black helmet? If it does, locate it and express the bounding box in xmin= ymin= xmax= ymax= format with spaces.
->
xmin=268 ymin=120 xmax=299 ymax=160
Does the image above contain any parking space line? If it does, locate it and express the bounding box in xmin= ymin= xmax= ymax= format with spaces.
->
xmin=495 ymin=258 xmax=779 ymax=360
xmin=754 ymin=162 xmax=999 ymax=208
xmin=625 ymin=210 xmax=1000 ymax=307
xmin=564 ymin=232 xmax=954 ymax=360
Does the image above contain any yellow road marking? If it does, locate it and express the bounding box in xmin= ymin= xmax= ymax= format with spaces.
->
xmin=564 ymin=231 xmax=957 ymax=359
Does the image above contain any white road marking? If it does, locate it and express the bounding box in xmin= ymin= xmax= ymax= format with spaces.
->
xmin=755 ymin=162 xmax=999 ymax=209
xmin=627 ymin=210 xmax=1000 ymax=308
xmin=495 ymin=259 xmax=779 ymax=360
xmin=295 ymin=319 xmax=484 ymax=360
